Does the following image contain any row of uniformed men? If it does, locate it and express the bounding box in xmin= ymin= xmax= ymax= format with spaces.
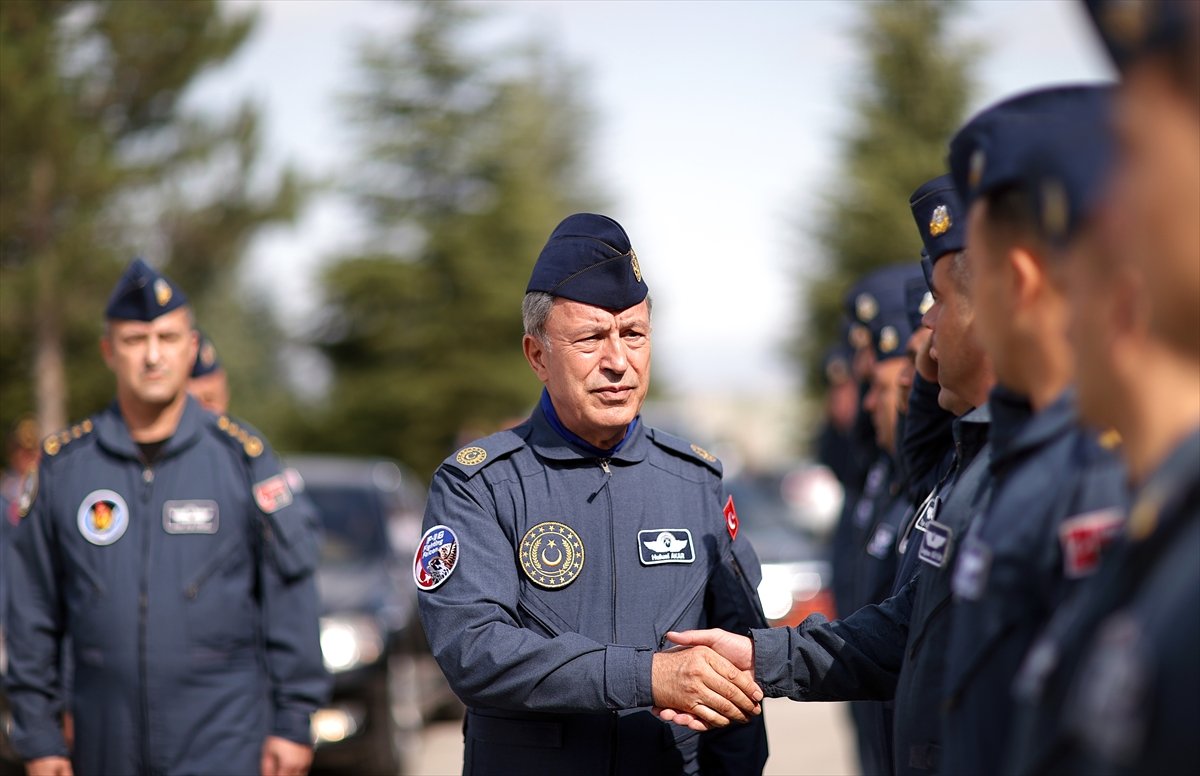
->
xmin=659 ymin=2 xmax=1199 ymax=775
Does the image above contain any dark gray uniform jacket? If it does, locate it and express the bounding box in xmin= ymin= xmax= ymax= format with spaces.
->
xmin=416 ymin=406 xmax=768 ymax=776
xmin=1008 ymin=429 xmax=1200 ymax=776
xmin=751 ymin=402 xmax=992 ymax=776
xmin=940 ymin=388 xmax=1127 ymax=776
xmin=4 ymin=397 xmax=328 ymax=775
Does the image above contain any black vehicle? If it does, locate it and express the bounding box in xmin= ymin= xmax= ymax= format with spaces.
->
xmin=287 ymin=455 xmax=459 ymax=776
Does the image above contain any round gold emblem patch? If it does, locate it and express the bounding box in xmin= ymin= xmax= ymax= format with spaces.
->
xmin=690 ymin=443 xmax=717 ymax=463
xmin=455 ymin=446 xmax=487 ymax=466
xmin=630 ymin=249 xmax=643 ymax=283
xmin=855 ymin=293 xmax=878 ymax=323
xmin=244 ymin=436 xmax=264 ymax=458
xmin=519 ymin=521 xmax=584 ymax=589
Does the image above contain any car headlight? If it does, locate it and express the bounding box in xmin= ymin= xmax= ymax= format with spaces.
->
xmin=320 ymin=615 xmax=384 ymax=673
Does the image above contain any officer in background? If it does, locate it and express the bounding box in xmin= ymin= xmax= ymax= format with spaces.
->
xmin=415 ymin=213 xmax=768 ymax=776
xmin=814 ymin=343 xmax=860 ymax=491
xmin=188 ymin=330 xmax=230 ymax=415
xmin=938 ymin=84 xmax=1129 ymax=776
xmin=664 ymin=170 xmax=999 ymax=775
xmin=4 ymin=259 xmax=329 ymax=776
xmin=1008 ymin=2 xmax=1200 ymax=772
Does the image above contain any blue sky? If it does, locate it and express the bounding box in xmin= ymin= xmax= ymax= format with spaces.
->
xmin=192 ymin=0 xmax=1112 ymax=399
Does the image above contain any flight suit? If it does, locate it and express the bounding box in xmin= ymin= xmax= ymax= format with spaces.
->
xmin=4 ymin=398 xmax=328 ymax=775
xmin=416 ymin=404 xmax=768 ymax=775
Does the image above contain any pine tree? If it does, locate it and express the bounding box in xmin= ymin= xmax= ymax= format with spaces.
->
xmin=795 ymin=0 xmax=977 ymax=391
xmin=306 ymin=2 xmax=602 ymax=478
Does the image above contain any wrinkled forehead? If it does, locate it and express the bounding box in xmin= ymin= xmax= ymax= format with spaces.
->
xmin=549 ymin=297 xmax=651 ymax=329
xmin=109 ymin=306 xmax=194 ymax=336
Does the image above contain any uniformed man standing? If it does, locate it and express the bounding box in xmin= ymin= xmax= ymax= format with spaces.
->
xmin=414 ymin=213 xmax=768 ymax=776
xmin=4 ymin=259 xmax=329 ymax=776
xmin=188 ymin=330 xmax=230 ymax=415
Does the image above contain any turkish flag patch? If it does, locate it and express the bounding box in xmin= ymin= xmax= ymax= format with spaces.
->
xmin=253 ymin=474 xmax=293 ymax=514
xmin=1059 ymin=508 xmax=1124 ymax=578
xmin=723 ymin=495 xmax=739 ymax=541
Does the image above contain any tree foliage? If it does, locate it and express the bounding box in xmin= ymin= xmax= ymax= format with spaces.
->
xmin=0 ymin=0 xmax=302 ymax=440
xmin=795 ymin=0 xmax=977 ymax=391
xmin=303 ymin=2 xmax=602 ymax=479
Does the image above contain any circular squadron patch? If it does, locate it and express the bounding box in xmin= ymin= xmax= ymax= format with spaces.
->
xmin=455 ymin=446 xmax=487 ymax=466
xmin=414 ymin=525 xmax=460 ymax=591
xmin=77 ymin=489 xmax=130 ymax=546
xmin=520 ymin=521 xmax=584 ymax=589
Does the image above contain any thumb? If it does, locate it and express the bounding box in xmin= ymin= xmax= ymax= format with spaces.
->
xmin=666 ymin=628 xmax=722 ymax=648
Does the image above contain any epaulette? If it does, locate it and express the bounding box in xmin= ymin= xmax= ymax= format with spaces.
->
xmin=214 ymin=414 xmax=265 ymax=458
xmin=441 ymin=429 xmax=526 ymax=479
xmin=41 ymin=419 xmax=96 ymax=457
xmin=648 ymin=428 xmax=723 ymax=476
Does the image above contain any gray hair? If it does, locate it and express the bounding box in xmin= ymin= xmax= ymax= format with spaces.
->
xmin=521 ymin=291 xmax=653 ymax=345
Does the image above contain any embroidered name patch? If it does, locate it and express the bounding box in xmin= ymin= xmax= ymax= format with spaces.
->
xmin=414 ymin=525 xmax=460 ymax=591
xmin=918 ymin=520 xmax=953 ymax=568
xmin=163 ymin=500 xmax=219 ymax=535
xmin=638 ymin=529 xmax=696 ymax=565
xmin=78 ymin=489 xmax=130 ymax=546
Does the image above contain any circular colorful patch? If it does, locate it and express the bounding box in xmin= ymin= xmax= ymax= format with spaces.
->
xmin=414 ymin=524 xmax=460 ymax=591
xmin=77 ymin=489 xmax=130 ymax=546
xmin=519 ymin=521 xmax=584 ymax=589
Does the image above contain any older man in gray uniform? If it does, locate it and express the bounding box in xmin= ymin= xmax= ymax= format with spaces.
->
xmin=415 ymin=213 xmax=768 ymax=776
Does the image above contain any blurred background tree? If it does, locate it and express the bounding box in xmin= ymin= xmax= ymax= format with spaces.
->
xmin=793 ymin=0 xmax=978 ymax=394
xmin=295 ymin=2 xmax=602 ymax=478
xmin=0 ymin=0 xmax=301 ymax=439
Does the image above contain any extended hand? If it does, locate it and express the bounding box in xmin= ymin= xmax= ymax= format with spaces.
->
xmin=260 ymin=735 xmax=313 ymax=776
xmin=654 ymin=629 xmax=757 ymax=731
xmin=650 ymin=644 xmax=762 ymax=731
xmin=25 ymin=757 xmax=73 ymax=776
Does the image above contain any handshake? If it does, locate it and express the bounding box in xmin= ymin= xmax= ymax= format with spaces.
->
xmin=650 ymin=628 xmax=758 ymax=732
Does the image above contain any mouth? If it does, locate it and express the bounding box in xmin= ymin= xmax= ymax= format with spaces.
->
xmin=592 ymin=386 xmax=635 ymax=402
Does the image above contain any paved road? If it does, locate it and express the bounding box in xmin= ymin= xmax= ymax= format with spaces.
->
xmin=409 ymin=697 xmax=859 ymax=775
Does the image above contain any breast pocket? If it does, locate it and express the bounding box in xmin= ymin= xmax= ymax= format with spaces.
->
xmin=182 ymin=536 xmax=258 ymax=650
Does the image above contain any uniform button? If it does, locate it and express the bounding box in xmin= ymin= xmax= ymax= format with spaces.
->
xmin=142 ymin=468 xmax=154 ymax=483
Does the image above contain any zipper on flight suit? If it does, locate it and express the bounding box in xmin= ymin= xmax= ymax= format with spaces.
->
xmin=138 ymin=463 xmax=154 ymax=772
xmin=598 ymin=459 xmax=615 ymax=643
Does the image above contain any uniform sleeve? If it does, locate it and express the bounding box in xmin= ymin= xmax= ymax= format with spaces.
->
xmin=251 ymin=451 xmax=331 ymax=743
xmin=417 ymin=469 xmax=655 ymax=713
xmin=750 ymin=574 xmax=915 ymax=703
xmin=901 ymin=374 xmax=956 ymax=500
xmin=4 ymin=459 xmax=70 ymax=760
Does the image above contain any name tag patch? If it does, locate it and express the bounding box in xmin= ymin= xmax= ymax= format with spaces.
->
xmin=918 ymin=520 xmax=953 ymax=568
xmin=163 ymin=500 xmax=219 ymax=534
xmin=867 ymin=523 xmax=897 ymax=559
xmin=952 ymin=537 xmax=992 ymax=600
xmin=639 ymin=529 xmax=695 ymax=565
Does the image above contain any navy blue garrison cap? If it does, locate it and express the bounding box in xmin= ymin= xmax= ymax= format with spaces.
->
xmin=845 ymin=264 xmax=925 ymax=361
xmin=105 ymin=258 xmax=188 ymax=321
xmin=948 ymin=84 xmax=1115 ymax=243
xmin=1083 ymin=0 xmax=1199 ymax=71
xmin=191 ymin=330 xmax=223 ymax=378
xmin=948 ymin=84 xmax=1115 ymax=212
xmin=527 ymin=213 xmax=648 ymax=310
xmin=905 ymin=271 xmax=934 ymax=333
xmin=909 ymin=175 xmax=966 ymax=264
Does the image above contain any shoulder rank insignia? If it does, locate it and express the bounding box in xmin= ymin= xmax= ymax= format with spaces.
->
xmin=217 ymin=415 xmax=263 ymax=458
xmin=630 ymin=249 xmax=643 ymax=283
xmin=520 ymin=521 xmax=584 ymax=589
xmin=42 ymin=419 xmax=94 ymax=457
xmin=690 ymin=443 xmax=717 ymax=463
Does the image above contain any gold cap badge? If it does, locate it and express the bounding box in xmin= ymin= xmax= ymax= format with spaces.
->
xmin=929 ymin=204 xmax=952 ymax=237
xmin=855 ymin=293 xmax=879 ymax=324
xmin=154 ymin=278 xmax=172 ymax=307
xmin=201 ymin=341 xmax=217 ymax=367
xmin=630 ymin=249 xmax=643 ymax=283
xmin=879 ymin=325 xmax=900 ymax=354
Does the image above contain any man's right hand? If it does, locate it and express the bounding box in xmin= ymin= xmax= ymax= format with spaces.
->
xmin=650 ymin=644 xmax=762 ymax=730
xmin=26 ymin=757 xmax=72 ymax=776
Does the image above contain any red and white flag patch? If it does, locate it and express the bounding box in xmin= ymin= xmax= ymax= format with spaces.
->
xmin=1059 ymin=507 xmax=1124 ymax=578
xmin=253 ymin=474 xmax=293 ymax=514
xmin=723 ymin=495 xmax=739 ymax=541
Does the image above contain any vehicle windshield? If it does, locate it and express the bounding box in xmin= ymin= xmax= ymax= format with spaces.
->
xmin=306 ymin=485 xmax=388 ymax=565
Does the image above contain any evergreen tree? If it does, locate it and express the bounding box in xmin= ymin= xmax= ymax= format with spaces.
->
xmin=307 ymin=2 xmax=601 ymax=478
xmin=0 ymin=0 xmax=302 ymax=438
xmin=795 ymin=0 xmax=977 ymax=391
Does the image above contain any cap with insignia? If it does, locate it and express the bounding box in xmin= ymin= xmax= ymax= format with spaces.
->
xmin=105 ymin=258 xmax=188 ymax=321
xmin=846 ymin=265 xmax=925 ymax=362
xmin=948 ymin=84 xmax=1115 ymax=213
xmin=823 ymin=345 xmax=854 ymax=386
xmin=905 ymin=271 xmax=934 ymax=332
xmin=1082 ymin=0 xmax=1200 ymax=72
xmin=948 ymin=84 xmax=1115 ymax=244
xmin=191 ymin=330 xmax=223 ymax=378
xmin=909 ymin=175 xmax=966 ymax=264
xmin=527 ymin=213 xmax=647 ymax=310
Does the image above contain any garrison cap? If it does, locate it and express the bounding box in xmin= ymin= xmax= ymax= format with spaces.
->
xmin=527 ymin=213 xmax=648 ymax=310
xmin=1083 ymin=0 xmax=1200 ymax=71
xmin=823 ymin=344 xmax=854 ymax=386
xmin=105 ymin=258 xmax=188 ymax=321
xmin=909 ymin=175 xmax=966 ymax=264
xmin=948 ymin=85 xmax=1114 ymax=211
xmin=846 ymin=265 xmax=924 ymax=361
xmin=191 ymin=330 xmax=223 ymax=378
xmin=905 ymin=269 xmax=934 ymax=333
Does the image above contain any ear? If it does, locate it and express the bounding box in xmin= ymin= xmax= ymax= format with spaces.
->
xmin=1009 ymin=245 xmax=1045 ymax=308
xmin=523 ymin=335 xmax=550 ymax=384
xmin=99 ymin=333 xmax=115 ymax=371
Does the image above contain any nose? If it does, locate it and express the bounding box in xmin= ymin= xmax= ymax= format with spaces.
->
xmin=145 ymin=335 xmax=162 ymax=367
xmin=598 ymin=332 xmax=628 ymax=377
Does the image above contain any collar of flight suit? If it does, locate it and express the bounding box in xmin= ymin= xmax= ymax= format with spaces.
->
xmin=1128 ymin=426 xmax=1200 ymax=545
xmin=951 ymin=401 xmax=992 ymax=455
xmin=526 ymin=399 xmax=650 ymax=464
xmin=93 ymin=394 xmax=206 ymax=463
xmin=987 ymin=386 xmax=1077 ymax=476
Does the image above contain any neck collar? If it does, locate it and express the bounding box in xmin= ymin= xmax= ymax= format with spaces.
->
xmin=537 ymin=389 xmax=641 ymax=459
